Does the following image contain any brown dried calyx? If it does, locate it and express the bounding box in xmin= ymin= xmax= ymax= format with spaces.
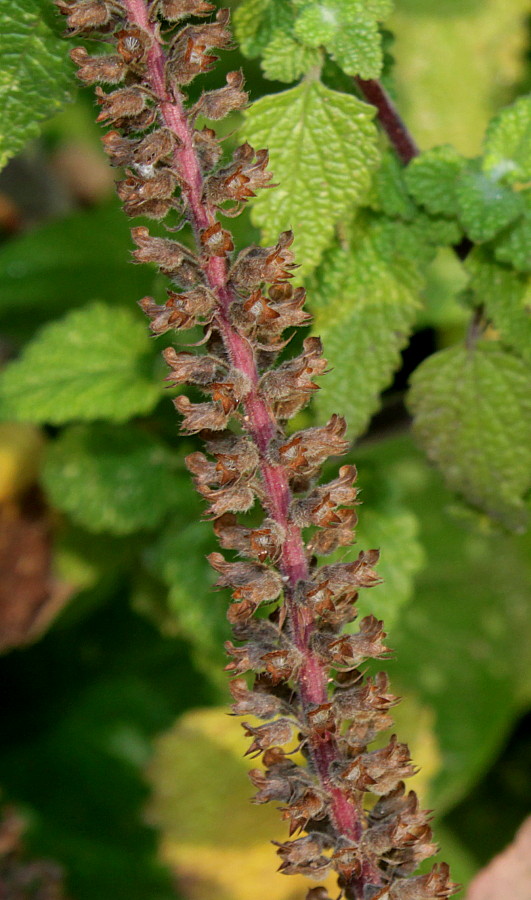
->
xmin=59 ymin=2 xmax=458 ymax=899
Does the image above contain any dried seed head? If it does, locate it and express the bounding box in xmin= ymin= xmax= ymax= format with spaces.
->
xmin=174 ymin=396 xmax=232 ymax=433
xmin=131 ymin=227 xmax=198 ymax=276
xmin=200 ymin=222 xmax=234 ymax=257
xmin=389 ymin=863 xmax=458 ymax=900
xmin=193 ymin=127 xmax=223 ymax=172
xmin=243 ymin=718 xmax=295 ymax=756
xmin=134 ymin=129 xmax=177 ymax=167
xmin=194 ymin=71 xmax=248 ymax=120
xmin=229 ymin=679 xmax=282 ymax=719
xmin=274 ymin=833 xmax=333 ymax=878
xmin=96 ymin=85 xmax=149 ymax=123
xmin=56 ymin=0 xmax=114 ymax=32
xmin=160 ymin=0 xmax=215 ymax=22
xmin=208 ymin=553 xmax=283 ymax=606
xmin=63 ymin=0 xmax=454 ymax=891
xmin=116 ymin=25 xmax=153 ymax=64
xmin=270 ymin=415 xmax=350 ymax=477
xmin=70 ymin=47 xmax=126 ymax=84
xmin=168 ymin=10 xmax=232 ymax=85
xmin=230 ymin=231 xmax=297 ymax=289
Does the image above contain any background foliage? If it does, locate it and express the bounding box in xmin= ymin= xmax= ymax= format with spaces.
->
xmin=0 ymin=0 xmax=530 ymax=898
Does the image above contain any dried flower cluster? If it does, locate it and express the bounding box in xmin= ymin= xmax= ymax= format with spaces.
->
xmin=57 ymin=2 xmax=458 ymax=898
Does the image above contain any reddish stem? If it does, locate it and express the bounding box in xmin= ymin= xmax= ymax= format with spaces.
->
xmin=355 ymin=77 xmax=419 ymax=165
xmin=124 ymin=0 xmax=365 ymax=859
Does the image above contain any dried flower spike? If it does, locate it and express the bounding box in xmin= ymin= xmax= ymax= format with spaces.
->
xmin=58 ymin=2 xmax=458 ymax=898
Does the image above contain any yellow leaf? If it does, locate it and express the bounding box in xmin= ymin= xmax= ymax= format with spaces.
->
xmin=0 ymin=423 xmax=45 ymax=501
xmin=146 ymin=702 xmax=441 ymax=900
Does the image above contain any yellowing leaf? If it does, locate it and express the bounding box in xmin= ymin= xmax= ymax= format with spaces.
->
xmin=146 ymin=708 xmax=338 ymax=900
xmin=0 ymin=423 xmax=45 ymax=501
xmin=146 ymin=704 xmax=440 ymax=900
xmin=390 ymin=0 xmax=530 ymax=154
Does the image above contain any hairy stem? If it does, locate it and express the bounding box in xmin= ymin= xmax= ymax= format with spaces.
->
xmin=355 ymin=77 xmax=419 ymax=165
xmin=124 ymin=0 xmax=365 ymax=866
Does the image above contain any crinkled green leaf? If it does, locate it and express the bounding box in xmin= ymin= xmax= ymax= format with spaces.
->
xmin=241 ymin=80 xmax=379 ymax=275
xmin=260 ymin=32 xmax=321 ymax=83
xmin=493 ymin=195 xmax=531 ymax=272
xmin=308 ymin=213 xmax=422 ymax=438
xmin=294 ymin=3 xmax=339 ymax=45
xmin=293 ymin=0 xmax=391 ymax=79
xmin=408 ymin=343 xmax=531 ymax=530
xmin=43 ymin=425 xmax=181 ymax=535
xmin=466 ymin=251 xmax=531 ymax=364
xmin=0 ymin=0 xmax=73 ymax=170
xmin=0 ymin=302 xmax=162 ymax=425
xmin=233 ymin=0 xmax=295 ymax=58
xmin=483 ymin=96 xmax=531 ymax=185
xmin=0 ymin=205 xmax=155 ymax=321
xmin=456 ymin=164 xmax=524 ymax=242
xmin=405 ymin=145 xmax=466 ymax=218
xmin=409 ymin=211 xmax=463 ymax=249
xmin=368 ymin=150 xmax=417 ymax=221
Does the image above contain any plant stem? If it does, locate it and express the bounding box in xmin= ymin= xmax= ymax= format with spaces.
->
xmin=355 ymin=76 xmax=474 ymax=263
xmin=124 ymin=0 xmax=366 ymax=875
xmin=355 ymin=77 xmax=419 ymax=165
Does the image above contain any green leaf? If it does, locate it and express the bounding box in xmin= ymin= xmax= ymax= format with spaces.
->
xmin=42 ymin=424 xmax=180 ymax=535
xmin=294 ymin=0 xmax=392 ymax=79
xmin=408 ymin=342 xmax=531 ymax=530
xmin=308 ymin=213 xmax=422 ymax=438
xmin=146 ymin=515 xmax=229 ymax=675
xmin=0 ymin=302 xmax=163 ymax=425
xmin=0 ymin=0 xmax=73 ymax=170
xmin=405 ymin=145 xmax=466 ymax=218
xmin=241 ymin=80 xmax=379 ymax=275
xmin=233 ymin=0 xmax=295 ymax=59
xmin=327 ymin=504 xmax=423 ymax=631
xmin=456 ymin=163 xmax=524 ymax=243
xmin=354 ymin=506 xmax=423 ymax=629
xmin=466 ymin=251 xmax=531 ymax=364
xmin=355 ymin=435 xmax=531 ymax=815
xmin=368 ymin=150 xmax=417 ymax=221
xmin=483 ymin=96 xmax=531 ymax=185
xmin=493 ymin=195 xmax=531 ymax=272
xmin=0 ymin=205 xmax=156 ymax=324
xmin=260 ymin=33 xmax=321 ymax=83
